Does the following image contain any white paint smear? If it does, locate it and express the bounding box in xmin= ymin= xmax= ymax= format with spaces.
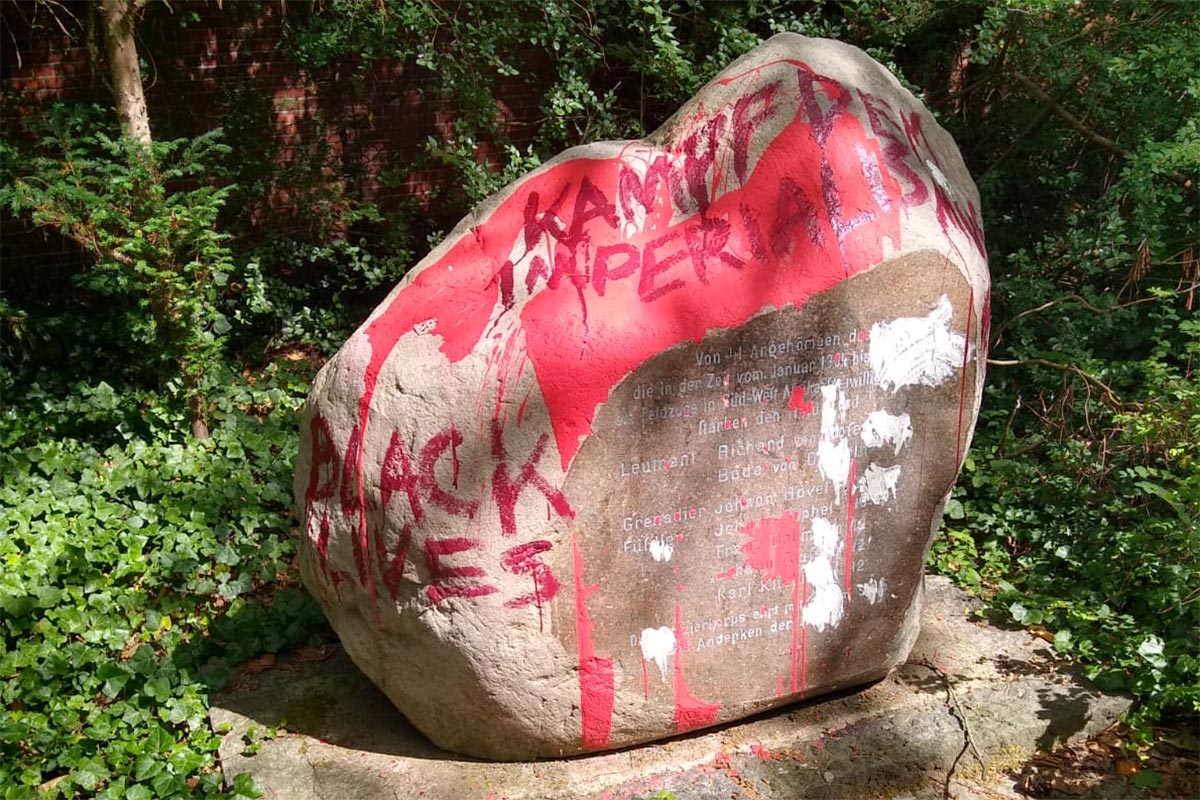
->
xmin=803 ymin=518 xmax=845 ymax=632
xmin=639 ymin=626 xmax=676 ymax=681
xmin=925 ymin=159 xmax=954 ymax=196
xmin=819 ymin=384 xmax=848 ymax=438
xmin=861 ymin=411 xmax=913 ymax=456
xmin=857 ymin=577 xmax=888 ymax=605
xmin=649 ymin=539 xmax=674 ymax=563
xmin=818 ymin=440 xmax=851 ymax=504
xmin=870 ymin=295 xmax=967 ymax=392
xmin=858 ymin=463 xmax=902 ymax=505
xmin=818 ymin=384 xmax=851 ymax=504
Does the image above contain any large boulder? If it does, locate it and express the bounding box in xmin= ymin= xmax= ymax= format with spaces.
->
xmin=294 ymin=33 xmax=989 ymax=760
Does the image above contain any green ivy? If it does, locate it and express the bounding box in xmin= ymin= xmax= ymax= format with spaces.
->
xmin=0 ymin=368 xmax=330 ymax=798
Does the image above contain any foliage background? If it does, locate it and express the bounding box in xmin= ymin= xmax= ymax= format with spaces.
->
xmin=1 ymin=1 xmax=1196 ymax=797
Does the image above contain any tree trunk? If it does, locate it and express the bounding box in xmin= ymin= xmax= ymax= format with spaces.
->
xmin=100 ymin=0 xmax=152 ymax=147
xmin=100 ymin=0 xmax=210 ymax=439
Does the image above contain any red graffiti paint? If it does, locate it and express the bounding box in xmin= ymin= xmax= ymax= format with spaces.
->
xmin=750 ymin=743 xmax=776 ymax=760
xmin=423 ymin=537 xmax=497 ymax=605
xmin=572 ymin=534 xmax=614 ymax=749
xmin=375 ymin=523 xmax=413 ymax=602
xmin=500 ymin=539 xmax=560 ymax=625
xmin=380 ymin=426 xmax=479 ymax=526
xmin=800 ymin=574 xmax=809 ymax=695
xmin=788 ymin=385 xmax=814 ymax=415
xmin=738 ymin=512 xmax=802 ymax=585
xmin=489 ymin=420 xmax=574 ymax=537
xmin=738 ymin=512 xmax=808 ymax=694
xmin=673 ymin=605 xmax=720 ymax=732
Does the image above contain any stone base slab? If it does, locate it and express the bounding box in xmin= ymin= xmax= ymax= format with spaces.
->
xmin=210 ymin=576 xmax=1129 ymax=799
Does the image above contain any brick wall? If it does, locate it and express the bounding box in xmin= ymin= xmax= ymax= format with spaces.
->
xmin=1 ymin=0 xmax=553 ymax=276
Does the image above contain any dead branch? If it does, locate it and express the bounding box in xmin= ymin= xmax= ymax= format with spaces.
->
xmin=987 ymin=358 xmax=1126 ymax=408
xmin=1013 ymin=71 xmax=1195 ymax=194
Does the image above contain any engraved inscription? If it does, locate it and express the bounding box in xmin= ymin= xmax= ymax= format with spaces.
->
xmin=555 ymin=251 xmax=978 ymax=736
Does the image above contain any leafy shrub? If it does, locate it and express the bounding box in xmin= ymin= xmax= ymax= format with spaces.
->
xmin=0 ymin=370 xmax=330 ymax=798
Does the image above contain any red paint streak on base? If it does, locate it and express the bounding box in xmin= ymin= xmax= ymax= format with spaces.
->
xmin=750 ymin=743 xmax=775 ymax=760
xmin=954 ymin=287 xmax=975 ymax=468
xmin=673 ymin=605 xmax=720 ymax=733
xmin=572 ymin=534 xmax=614 ymax=748
xmin=844 ymin=458 xmax=856 ymax=593
xmin=642 ymin=659 xmax=650 ymax=699
xmin=788 ymin=385 xmax=814 ymax=415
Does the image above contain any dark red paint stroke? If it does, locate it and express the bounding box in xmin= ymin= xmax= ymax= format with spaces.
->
xmin=954 ymin=288 xmax=976 ymax=469
xmin=844 ymin=458 xmax=856 ymax=593
xmin=673 ymin=605 xmax=720 ymax=732
xmin=572 ymin=533 xmax=614 ymax=749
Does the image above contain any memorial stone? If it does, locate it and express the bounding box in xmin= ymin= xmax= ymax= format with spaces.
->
xmin=294 ymin=33 xmax=990 ymax=760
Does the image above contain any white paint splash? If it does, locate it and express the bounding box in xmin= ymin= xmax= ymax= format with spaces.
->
xmin=639 ymin=626 xmax=676 ymax=681
xmin=857 ymin=577 xmax=888 ymax=605
xmin=803 ymin=517 xmax=845 ymax=632
xmin=861 ymin=411 xmax=913 ymax=456
xmin=818 ymin=384 xmax=851 ymax=504
xmin=858 ymin=462 xmax=902 ymax=505
xmin=649 ymin=539 xmax=674 ymax=563
xmin=869 ymin=295 xmax=967 ymax=392
xmin=817 ymin=440 xmax=851 ymax=504
xmin=857 ymin=143 xmax=891 ymax=212
xmin=925 ymin=159 xmax=954 ymax=196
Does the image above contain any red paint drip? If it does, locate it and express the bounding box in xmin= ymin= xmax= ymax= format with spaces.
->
xmin=801 ymin=575 xmax=809 ymax=695
xmin=642 ymin=658 xmax=650 ymax=699
xmin=450 ymin=428 xmax=460 ymax=489
xmin=572 ymin=534 xmax=614 ymax=749
xmin=516 ymin=387 xmax=533 ymax=427
xmin=954 ymin=287 xmax=975 ymax=469
xmin=673 ymin=605 xmax=720 ymax=733
xmin=790 ymin=578 xmax=801 ymax=693
xmin=845 ymin=458 xmax=856 ymax=593
xmin=788 ymin=385 xmax=814 ymax=415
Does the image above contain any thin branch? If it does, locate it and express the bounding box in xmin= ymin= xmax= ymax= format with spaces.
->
xmin=987 ymin=358 xmax=1125 ymax=408
xmin=1012 ymin=71 xmax=1127 ymax=156
xmin=1013 ymin=71 xmax=1195 ymax=193
xmin=992 ymin=284 xmax=1200 ymax=343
